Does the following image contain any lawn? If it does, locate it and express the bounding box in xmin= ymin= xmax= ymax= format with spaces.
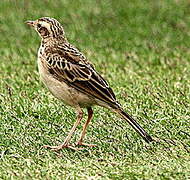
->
xmin=0 ymin=0 xmax=190 ymax=179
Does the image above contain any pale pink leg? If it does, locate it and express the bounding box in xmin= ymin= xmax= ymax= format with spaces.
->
xmin=44 ymin=107 xmax=84 ymax=151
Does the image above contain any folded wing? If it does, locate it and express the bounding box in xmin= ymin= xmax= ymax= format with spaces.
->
xmin=45 ymin=49 xmax=118 ymax=108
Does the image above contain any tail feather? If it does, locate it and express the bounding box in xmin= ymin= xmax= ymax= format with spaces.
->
xmin=115 ymin=108 xmax=153 ymax=143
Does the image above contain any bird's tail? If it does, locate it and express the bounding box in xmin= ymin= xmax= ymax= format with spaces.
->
xmin=114 ymin=108 xmax=153 ymax=143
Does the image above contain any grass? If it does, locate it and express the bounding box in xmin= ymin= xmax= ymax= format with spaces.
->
xmin=0 ymin=0 xmax=190 ymax=179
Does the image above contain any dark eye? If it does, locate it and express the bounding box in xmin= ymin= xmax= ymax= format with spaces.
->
xmin=37 ymin=24 xmax=41 ymax=28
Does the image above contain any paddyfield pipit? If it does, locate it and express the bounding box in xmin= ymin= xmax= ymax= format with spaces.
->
xmin=26 ymin=17 xmax=153 ymax=151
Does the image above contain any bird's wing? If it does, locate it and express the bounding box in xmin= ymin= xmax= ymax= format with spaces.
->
xmin=44 ymin=45 xmax=118 ymax=107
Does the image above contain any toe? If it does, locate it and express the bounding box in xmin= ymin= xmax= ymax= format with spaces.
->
xmin=43 ymin=145 xmax=64 ymax=151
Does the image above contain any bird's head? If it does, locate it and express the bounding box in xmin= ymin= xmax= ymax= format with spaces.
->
xmin=26 ymin=17 xmax=65 ymax=39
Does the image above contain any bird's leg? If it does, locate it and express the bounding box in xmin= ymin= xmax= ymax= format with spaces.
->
xmin=76 ymin=107 xmax=96 ymax=147
xmin=44 ymin=107 xmax=83 ymax=151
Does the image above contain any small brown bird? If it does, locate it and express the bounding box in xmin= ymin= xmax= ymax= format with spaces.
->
xmin=26 ymin=17 xmax=153 ymax=150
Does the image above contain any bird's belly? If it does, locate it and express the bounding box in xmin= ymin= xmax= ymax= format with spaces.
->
xmin=38 ymin=60 xmax=95 ymax=108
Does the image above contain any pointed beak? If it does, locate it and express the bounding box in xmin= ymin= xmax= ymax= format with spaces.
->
xmin=25 ymin=20 xmax=36 ymax=27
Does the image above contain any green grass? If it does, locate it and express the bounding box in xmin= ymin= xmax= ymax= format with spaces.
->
xmin=0 ymin=0 xmax=190 ymax=179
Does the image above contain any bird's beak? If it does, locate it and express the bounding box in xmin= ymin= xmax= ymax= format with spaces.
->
xmin=25 ymin=20 xmax=36 ymax=27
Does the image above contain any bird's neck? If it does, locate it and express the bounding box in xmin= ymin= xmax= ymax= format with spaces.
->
xmin=41 ymin=36 xmax=67 ymax=46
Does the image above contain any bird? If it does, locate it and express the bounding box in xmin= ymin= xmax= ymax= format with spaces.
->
xmin=25 ymin=17 xmax=153 ymax=151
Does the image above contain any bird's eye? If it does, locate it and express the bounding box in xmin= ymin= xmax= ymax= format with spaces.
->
xmin=37 ymin=24 xmax=41 ymax=28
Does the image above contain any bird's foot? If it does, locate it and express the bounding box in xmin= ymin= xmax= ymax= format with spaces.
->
xmin=43 ymin=144 xmax=73 ymax=151
xmin=43 ymin=142 xmax=83 ymax=151
xmin=76 ymin=141 xmax=97 ymax=147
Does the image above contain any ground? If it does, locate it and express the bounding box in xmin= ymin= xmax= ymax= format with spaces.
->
xmin=0 ymin=0 xmax=190 ymax=179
